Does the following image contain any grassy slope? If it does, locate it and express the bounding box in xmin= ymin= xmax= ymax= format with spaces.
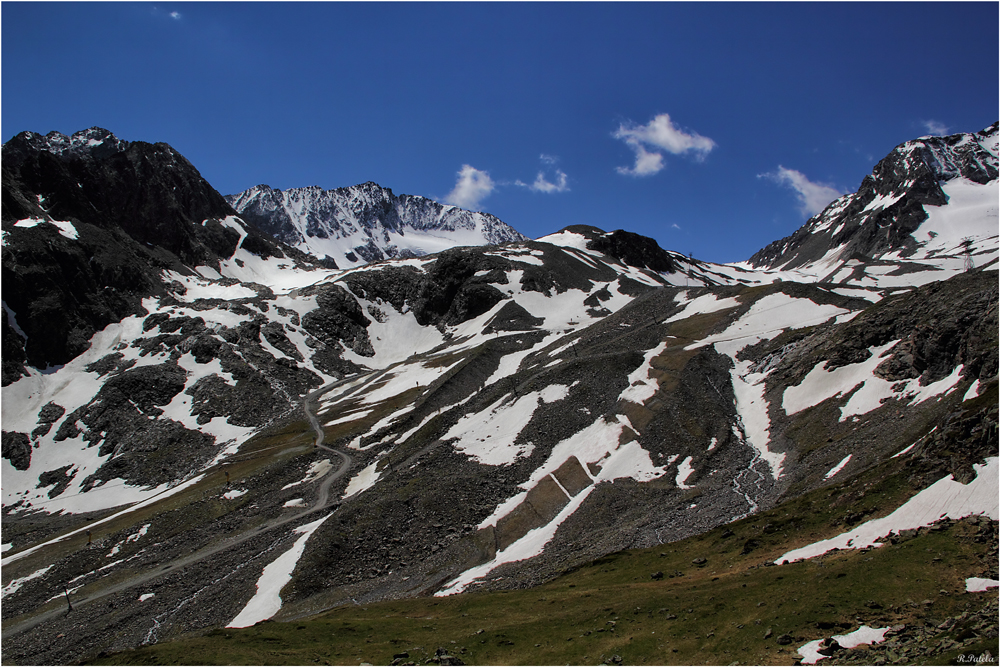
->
xmin=89 ymin=451 xmax=998 ymax=666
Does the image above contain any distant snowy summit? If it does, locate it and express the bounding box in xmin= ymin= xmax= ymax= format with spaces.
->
xmin=227 ymin=182 xmax=528 ymax=269
xmin=746 ymin=122 xmax=998 ymax=280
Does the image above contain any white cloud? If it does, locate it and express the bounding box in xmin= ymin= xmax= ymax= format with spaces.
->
xmin=523 ymin=169 xmax=569 ymax=193
xmin=514 ymin=155 xmax=570 ymax=193
xmin=445 ymin=165 xmax=495 ymax=210
xmin=170 ymin=11 xmax=181 ymax=19
xmin=922 ymin=120 xmax=949 ymax=136
xmin=614 ymin=113 xmax=716 ymax=176
xmin=760 ymin=166 xmax=844 ymax=216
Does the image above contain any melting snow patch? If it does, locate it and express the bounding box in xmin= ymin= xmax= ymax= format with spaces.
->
xmin=965 ymin=577 xmax=1000 ymax=593
xmin=446 ymin=385 xmax=570 ymax=465
xmin=798 ymin=626 xmax=890 ymax=664
xmin=227 ymin=513 xmax=333 ymax=628
xmin=776 ymin=457 xmax=999 ymax=564
xmin=281 ymin=459 xmax=332 ymax=490
xmin=438 ymin=486 xmax=597 ymax=596
xmin=1 ymin=565 xmax=54 ymax=599
xmin=139 ymin=593 xmax=155 ymax=602
xmin=283 ymin=498 xmax=305 ymax=508
xmin=964 ymin=380 xmax=981 ymax=401
xmin=675 ymin=456 xmax=695 ymax=489
xmin=223 ymin=488 xmax=247 ymax=500
xmin=664 ymin=293 xmax=741 ymax=323
xmin=890 ymin=443 xmax=916 ymax=459
xmin=619 ymin=341 xmax=669 ymax=404
xmin=342 ymin=461 xmax=382 ymax=500
xmin=824 ymin=454 xmax=852 ymax=480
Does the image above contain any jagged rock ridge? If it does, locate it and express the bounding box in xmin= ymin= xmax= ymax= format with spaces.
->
xmin=226 ymin=182 xmax=527 ymax=268
xmin=747 ymin=122 xmax=999 ymax=275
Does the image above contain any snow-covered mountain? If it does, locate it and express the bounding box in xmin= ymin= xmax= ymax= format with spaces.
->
xmin=2 ymin=124 xmax=997 ymax=665
xmin=226 ymin=182 xmax=527 ymax=268
xmin=743 ymin=122 xmax=999 ymax=287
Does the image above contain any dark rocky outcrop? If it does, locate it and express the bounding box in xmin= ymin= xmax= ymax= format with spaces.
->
xmin=2 ymin=431 xmax=31 ymax=471
xmin=1 ymin=128 xmax=318 ymax=381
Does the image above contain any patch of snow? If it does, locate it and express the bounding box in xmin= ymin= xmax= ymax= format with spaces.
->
xmin=437 ymin=485 xmax=597 ymax=596
xmin=675 ymin=456 xmax=695 ymax=489
xmin=227 ymin=513 xmax=333 ymax=628
xmin=890 ymin=443 xmax=917 ymax=459
xmin=446 ymin=385 xmax=570 ymax=465
xmin=281 ymin=459 xmax=333 ymax=490
xmin=965 ymin=577 xmax=1000 ymax=592
xmin=663 ymin=293 xmax=741 ymax=324
xmin=283 ymin=498 xmax=306 ymax=508
xmin=342 ymin=461 xmax=383 ymax=500
xmin=223 ymin=489 xmax=247 ymax=500
xmin=963 ymin=380 xmax=981 ymax=401
xmin=619 ymin=341 xmax=669 ymax=404
xmin=824 ymin=454 xmax=852 ymax=480
xmin=2 ymin=564 xmax=55 ymax=599
xmin=776 ymin=457 xmax=999 ymax=564
xmin=798 ymin=626 xmax=890 ymax=665
xmin=139 ymin=593 xmax=155 ymax=602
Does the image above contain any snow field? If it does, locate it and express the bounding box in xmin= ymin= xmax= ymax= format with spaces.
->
xmin=446 ymin=384 xmax=570 ymax=465
xmin=342 ymin=461 xmax=383 ymax=499
xmin=784 ymin=341 xmax=966 ymax=421
xmin=798 ymin=625 xmax=891 ymax=664
xmin=13 ymin=217 xmax=79 ymax=240
xmin=776 ymin=457 xmax=999 ymax=563
xmin=438 ymin=486 xmax=598 ymax=596
xmin=965 ymin=578 xmax=1000 ymax=593
xmin=824 ymin=455 xmax=852 ymax=480
xmin=227 ymin=513 xmax=333 ymax=628
xmin=1 ymin=565 xmax=55 ymax=600
xmin=618 ymin=341 xmax=669 ymax=404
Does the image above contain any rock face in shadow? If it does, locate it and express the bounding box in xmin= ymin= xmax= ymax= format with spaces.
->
xmin=1 ymin=128 xmax=311 ymax=381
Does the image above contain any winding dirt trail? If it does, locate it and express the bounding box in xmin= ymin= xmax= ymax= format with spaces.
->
xmin=2 ymin=375 xmax=366 ymax=638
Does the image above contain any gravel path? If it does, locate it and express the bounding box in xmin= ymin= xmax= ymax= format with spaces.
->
xmin=1 ymin=374 xmax=367 ymax=639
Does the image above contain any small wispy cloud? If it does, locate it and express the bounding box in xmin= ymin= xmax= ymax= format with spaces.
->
xmin=921 ymin=120 xmax=949 ymax=136
xmin=613 ymin=113 xmax=716 ymax=177
xmin=514 ymin=154 xmax=570 ymax=193
xmin=445 ymin=165 xmax=495 ymax=210
xmin=170 ymin=11 xmax=181 ymax=20
xmin=760 ymin=166 xmax=843 ymax=216
xmin=525 ymin=170 xmax=569 ymax=193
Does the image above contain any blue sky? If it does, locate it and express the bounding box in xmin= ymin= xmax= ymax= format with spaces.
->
xmin=3 ymin=2 xmax=997 ymax=263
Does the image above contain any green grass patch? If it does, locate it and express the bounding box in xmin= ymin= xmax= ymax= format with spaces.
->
xmin=88 ymin=459 xmax=996 ymax=666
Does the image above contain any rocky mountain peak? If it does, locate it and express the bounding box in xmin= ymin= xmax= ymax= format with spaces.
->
xmin=226 ymin=181 xmax=526 ymax=268
xmin=747 ymin=122 xmax=999 ymax=272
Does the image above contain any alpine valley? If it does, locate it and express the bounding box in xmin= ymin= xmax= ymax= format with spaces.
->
xmin=1 ymin=124 xmax=997 ymax=666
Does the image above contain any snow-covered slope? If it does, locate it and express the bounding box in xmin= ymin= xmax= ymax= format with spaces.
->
xmin=742 ymin=122 xmax=999 ymax=287
xmin=226 ymin=182 xmax=527 ymax=269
